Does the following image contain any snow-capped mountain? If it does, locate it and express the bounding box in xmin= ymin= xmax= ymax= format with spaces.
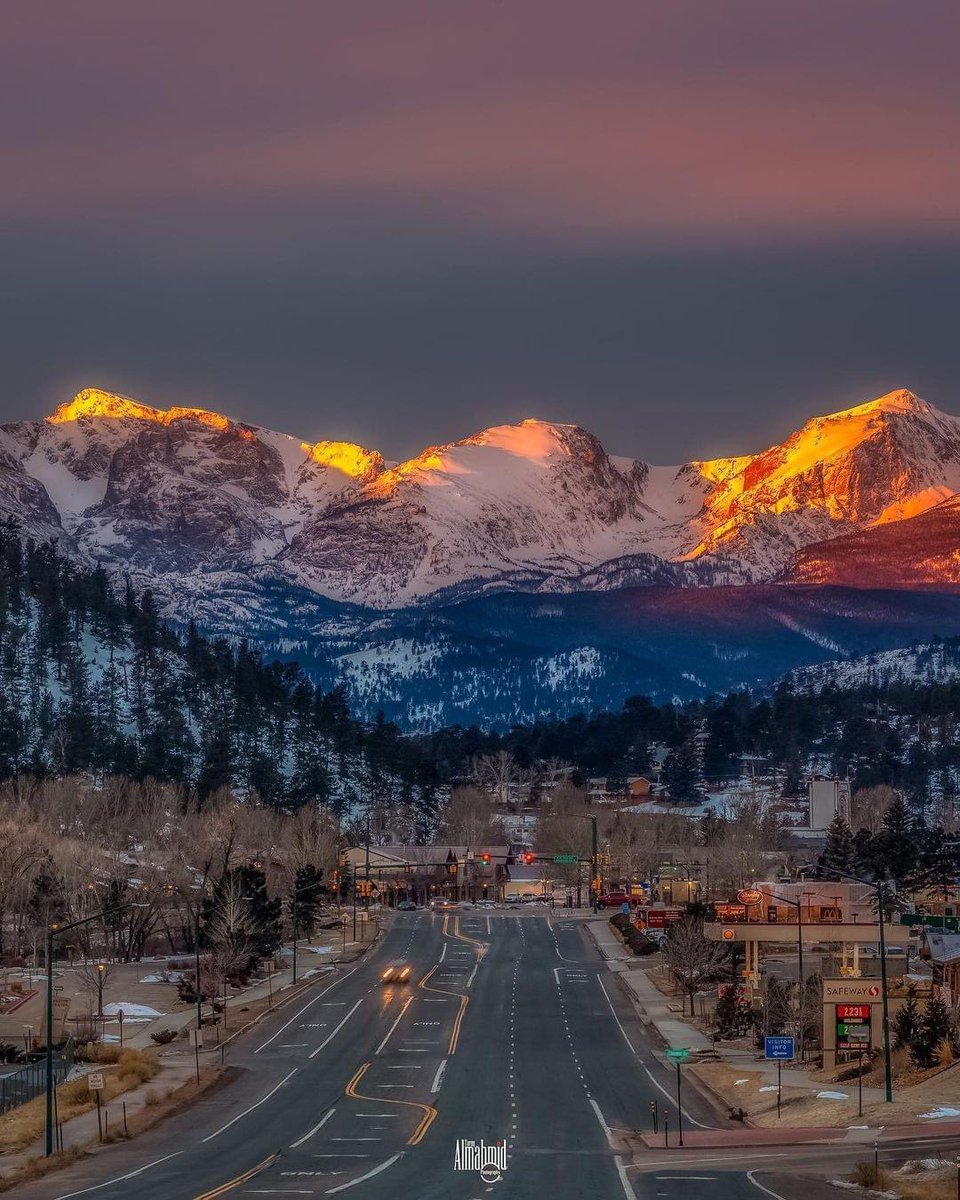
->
xmin=2 ymin=386 xmax=960 ymax=618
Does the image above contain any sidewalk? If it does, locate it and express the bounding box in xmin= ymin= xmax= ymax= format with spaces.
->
xmin=587 ymin=917 xmax=713 ymax=1053
xmin=124 ymin=930 xmax=378 ymax=1049
xmin=0 ymin=926 xmax=386 ymax=1181
xmin=587 ymin=918 xmax=890 ymax=1107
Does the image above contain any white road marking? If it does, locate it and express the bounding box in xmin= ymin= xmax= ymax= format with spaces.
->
xmin=747 ymin=1170 xmax=789 ymax=1200
xmin=430 ymin=1059 xmax=448 ymax=1093
xmin=255 ymin=967 xmax=359 ymax=1053
xmin=588 ymin=1097 xmax=615 ymax=1149
xmin=325 ymin=1153 xmax=403 ymax=1194
xmin=655 ymin=1177 xmax=718 ymax=1181
xmin=596 ymin=976 xmax=709 ymax=1128
xmin=202 ymin=1069 xmax=298 ymax=1141
xmin=52 ymin=1152 xmax=183 ymax=1200
xmin=615 ymin=1154 xmax=639 ymax=1200
xmin=376 ymin=995 xmax=413 ymax=1054
xmin=290 ymin=1107 xmax=336 ymax=1148
xmin=440 ymin=943 xmax=447 ymax=962
xmin=310 ymin=999 xmax=364 ymax=1058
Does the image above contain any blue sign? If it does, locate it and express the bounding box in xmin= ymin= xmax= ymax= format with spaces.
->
xmin=764 ymin=1036 xmax=795 ymax=1061
xmin=621 ymin=901 xmax=631 ymax=915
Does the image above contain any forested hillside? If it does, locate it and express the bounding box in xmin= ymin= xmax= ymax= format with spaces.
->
xmin=0 ymin=525 xmax=440 ymax=828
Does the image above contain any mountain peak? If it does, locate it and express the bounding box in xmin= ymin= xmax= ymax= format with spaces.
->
xmin=302 ymin=440 xmax=385 ymax=481
xmin=824 ymin=389 xmax=932 ymax=422
xmin=49 ymin=388 xmax=236 ymax=431
xmin=49 ymin=388 xmax=164 ymax=424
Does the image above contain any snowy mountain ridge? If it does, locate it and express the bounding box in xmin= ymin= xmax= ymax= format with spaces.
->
xmin=3 ymin=386 xmax=960 ymax=618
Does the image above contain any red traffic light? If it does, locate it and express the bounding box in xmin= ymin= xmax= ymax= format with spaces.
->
xmin=523 ymin=853 xmax=534 ymax=865
xmin=481 ymin=853 xmax=491 ymax=864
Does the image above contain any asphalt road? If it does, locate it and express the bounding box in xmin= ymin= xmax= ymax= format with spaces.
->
xmin=19 ymin=912 xmax=958 ymax=1200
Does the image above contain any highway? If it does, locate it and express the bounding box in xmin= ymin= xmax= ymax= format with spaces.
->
xmin=18 ymin=912 xmax=947 ymax=1200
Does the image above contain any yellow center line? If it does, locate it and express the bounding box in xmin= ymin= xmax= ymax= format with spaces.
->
xmin=345 ymin=1061 xmax=438 ymax=1145
xmin=450 ymin=915 xmax=488 ymax=962
xmin=192 ymin=1151 xmax=279 ymax=1199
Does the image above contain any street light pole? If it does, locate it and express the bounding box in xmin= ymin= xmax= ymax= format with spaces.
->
xmin=758 ymin=888 xmax=805 ymax=1057
xmin=194 ymin=906 xmax=204 ymax=1032
xmin=46 ymin=904 xmax=135 ymax=1156
xmin=291 ymin=877 xmax=327 ymax=985
xmin=832 ymin=868 xmax=895 ymax=1103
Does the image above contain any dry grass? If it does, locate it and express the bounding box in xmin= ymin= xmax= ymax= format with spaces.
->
xmin=849 ymin=1160 xmax=959 ymax=1200
xmin=0 ymin=1048 xmax=159 ymax=1153
xmin=0 ymin=1147 xmax=86 ymax=1193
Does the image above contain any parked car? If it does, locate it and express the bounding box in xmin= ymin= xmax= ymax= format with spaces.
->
xmin=397 ymin=900 xmax=417 ymax=911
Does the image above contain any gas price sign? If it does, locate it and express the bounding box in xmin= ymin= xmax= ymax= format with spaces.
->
xmin=835 ymin=1003 xmax=872 ymax=1051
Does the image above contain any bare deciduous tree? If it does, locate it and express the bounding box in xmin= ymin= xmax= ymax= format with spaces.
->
xmin=662 ymin=916 xmax=729 ymax=1015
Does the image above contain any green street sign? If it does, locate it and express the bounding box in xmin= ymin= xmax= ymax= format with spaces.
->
xmin=553 ymin=854 xmax=579 ymax=865
xmin=665 ymin=1048 xmax=690 ymax=1061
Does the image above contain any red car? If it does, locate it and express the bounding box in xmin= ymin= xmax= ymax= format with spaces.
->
xmin=599 ymin=891 xmax=630 ymax=909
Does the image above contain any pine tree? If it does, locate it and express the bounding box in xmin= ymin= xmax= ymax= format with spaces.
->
xmin=663 ymin=736 xmax=702 ymax=805
xmin=893 ymin=987 xmax=920 ymax=1050
xmin=289 ymin=866 xmax=325 ymax=938
xmin=910 ymin=996 xmax=952 ymax=1069
xmin=818 ymin=814 xmax=854 ymax=879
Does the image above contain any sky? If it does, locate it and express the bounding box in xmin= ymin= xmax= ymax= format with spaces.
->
xmin=3 ymin=0 xmax=960 ymax=463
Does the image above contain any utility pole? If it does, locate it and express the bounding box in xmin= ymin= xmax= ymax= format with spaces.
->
xmin=365 ymin=814 xmax=371 ymax=911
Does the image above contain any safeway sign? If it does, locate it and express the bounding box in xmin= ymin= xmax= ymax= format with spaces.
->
xmin=823 ymin=979 xmax=882 ymax=1002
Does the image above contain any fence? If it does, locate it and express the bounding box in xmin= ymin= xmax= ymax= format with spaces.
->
xmin=0 ymin=1040 xmax=74 ymax=1114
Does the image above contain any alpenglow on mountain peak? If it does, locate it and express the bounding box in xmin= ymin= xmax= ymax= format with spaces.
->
xmin=4 ymin=383 xmax=959 ymax=609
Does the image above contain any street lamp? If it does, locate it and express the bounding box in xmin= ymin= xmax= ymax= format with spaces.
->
xmin=755 ymin=887 xmax=806 ymax=1058
xmin=45 ymin=904 xmax=138 ymax=1156
xmin=829 ymin=868 xmax=895 ymax=1104
xmin=291 ymin=876 xmax=328 ymax=985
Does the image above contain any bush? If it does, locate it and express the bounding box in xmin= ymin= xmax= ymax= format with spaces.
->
xmin=852 ymin=1162 xmax=884 ymax=1188
xmin=116 ymin=1048 xmax=156 ymax=1087
xmin=609 ymin=914 xmax=658 ymax=955
xmin=150 ymin=1029 xmax=178 ymax=1046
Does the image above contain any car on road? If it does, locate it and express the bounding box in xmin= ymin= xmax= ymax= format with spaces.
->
xmin=382 ymin=964 xmax=412 ymax=984
xmin=396 ymin=900 xmax=417 ymax=911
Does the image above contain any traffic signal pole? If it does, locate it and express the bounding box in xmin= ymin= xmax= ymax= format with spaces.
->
xmin=591 ymin=816 xmax=599 ymax=913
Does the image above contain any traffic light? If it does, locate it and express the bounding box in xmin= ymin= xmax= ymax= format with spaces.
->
xmin=481 ymin=853 xmax=491 ymax=865
xmin=523 ymin=853 xmax=534 ymax=865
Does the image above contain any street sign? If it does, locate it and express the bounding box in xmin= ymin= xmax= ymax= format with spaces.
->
xmin=665 ymin=1047 xmax=690 ymax=1061
xmin=737 ymin=888 xmax=764 ymax=905
xmin=836 ymin=1003 xmax=871 ymax=1051
xmin=87 ymin=1072 xmax=104 ymax=1091
xmin=190 ymin=1028 xmax=204 ymax=1048
xmin=553 ymin=854 xmax=579 ymax=865
xmin=621 ymin=902 xmax=631 ymax=916
xmin=764 ymin=1035 xmax=795 ymax=1061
